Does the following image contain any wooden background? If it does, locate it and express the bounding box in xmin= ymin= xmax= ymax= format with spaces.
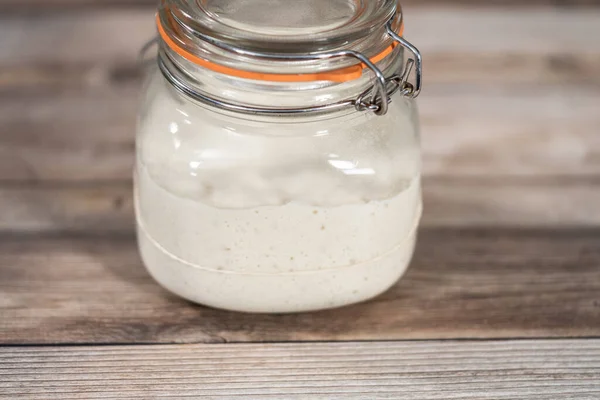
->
xmin=0 ymin=0 xmax=599 ymax=398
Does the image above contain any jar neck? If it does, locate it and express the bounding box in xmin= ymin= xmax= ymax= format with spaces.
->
xmin=158 ymin=43 xmax=405 ymax=117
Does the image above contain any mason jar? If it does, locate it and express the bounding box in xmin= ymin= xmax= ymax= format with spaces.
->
xmin=136 ymin=0 xmax=423 ymax=313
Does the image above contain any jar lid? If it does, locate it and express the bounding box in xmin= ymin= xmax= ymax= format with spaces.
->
xmin=164 ymin=0 xmax=399 ymax=54
xmin=153 ymin=0 xmax=422 ymax=115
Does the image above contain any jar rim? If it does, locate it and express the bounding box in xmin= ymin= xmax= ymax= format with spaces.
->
xmin=157 ymin=0 xmax=404 ymax=79
xmin=165 ymin=0 xmax=400 ymax=53
xmin=157 ymin=13 xmax=404 ymax=83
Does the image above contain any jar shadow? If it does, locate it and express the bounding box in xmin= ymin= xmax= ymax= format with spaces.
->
xmin=70 ymin=232 xmax=429 ymax=343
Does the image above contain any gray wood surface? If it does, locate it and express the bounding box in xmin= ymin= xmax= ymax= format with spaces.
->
xmin=1 ymin=228 xmax=599 ymax=344
xmin=4 ymin=86 xmax=600 ymax=182
xmin=0 ymin=1 xmax=599 ymax=397
xmin=2 ymin=0 xmax=600 ymax=10
xmin=3 ymin=9 xmax=599 ymax=81
xmin=2 ymin=177 xmax=600 ymax=233
xmin=1 ymin=9 xmax=599 ymax=181
xmin=1 ymin=340 xmax=600 ymax=399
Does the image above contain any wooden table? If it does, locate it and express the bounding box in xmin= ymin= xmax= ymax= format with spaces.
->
xmin=1 ymin=0 xmax=600 ymax=398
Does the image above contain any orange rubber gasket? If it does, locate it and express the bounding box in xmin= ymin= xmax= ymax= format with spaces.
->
xmin=156 ymin=14 xmax=404 ymax=83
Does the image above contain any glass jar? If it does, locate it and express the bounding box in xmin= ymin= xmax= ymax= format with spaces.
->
xmin=136 ymin=0 xmax=423 ymax=313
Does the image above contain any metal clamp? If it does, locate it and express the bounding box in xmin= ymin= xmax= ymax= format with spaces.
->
xmin=353 ymin=23 xmax=422 ymax=113
xmin=386 ymin=22 xmax=422 ymax=98
xmin=144 ymin=13 xmax=422 ymax=116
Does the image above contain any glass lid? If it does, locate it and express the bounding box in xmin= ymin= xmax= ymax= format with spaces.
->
xmin=164 ymin=0 xmax=401 ymax=54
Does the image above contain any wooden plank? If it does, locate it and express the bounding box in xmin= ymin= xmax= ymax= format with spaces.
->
xmin=1 ymin=0 xmax=600 ymax=11
xmin=1 ymin=340 xmax=599 ymax=399
xmin=0 ymin=228 xmax=598 ymax=344
xmin=2 ymin=9 xmax=600 ymax=89
xmin=1 ymin=84 xmax=598 ymax=182
xmin=1 ymin=9 xmax=599 ymax=181
xmin=423 ymin=177 xmax=600 ymax=227
xmin=420 ymin=86 xmax=600 ymax=177
xmin=408 ymin=9 xmax=600 ymax=55
xmin=0 ymin=0 xmax=154 ymax=9
xmin=3 ymin=52 xmax=600 ymax=92
xmin=1 ymin=178 xmax=600 ymax=233
xmin=0 ymin=89 xmax=136 ymax=182
xmin=0 ymin=10 xmax=153 ymax=68
xmin=0 ymin=183 xmax=133 ymax=233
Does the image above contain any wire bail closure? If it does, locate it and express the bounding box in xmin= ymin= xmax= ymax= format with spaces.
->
xmin=144 ymin=12 xmax=422 ymax=116
xmin=352 ymin=21 xmax=422 ymax=115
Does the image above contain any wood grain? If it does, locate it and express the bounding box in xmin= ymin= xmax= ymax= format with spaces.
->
xmin=2 ymin=177 xmax=600 ymax=233
xmin=2 ymin=9 xmax=599 ymax=89
xmin=2 ymin=0 xmax=600 ymax=11
xmin=1 ymin=228 xmax=599 ymax=344
xmin=0 ymin=183 xmax=133 ymax=233
xmin=423 ymin=177 xmax=600 ymax=227
xmin=1 ymin=9 xmax=599 ymax=182
xmin=0 ymin=90 xmax=137 ymax=182
xmin=3 ymin=53 xmax=599 ymax=92
xmin=1 ymin=85 xmax=599 ymax=182
xmin=1 ymin=340 xmax=599 ymax=399
xmin=1 ymin=9 xmax=599 ymax=181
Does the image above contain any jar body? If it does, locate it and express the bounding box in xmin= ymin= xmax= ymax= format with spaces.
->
xmin=135 ymin=68 xmax=422 ymax=313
